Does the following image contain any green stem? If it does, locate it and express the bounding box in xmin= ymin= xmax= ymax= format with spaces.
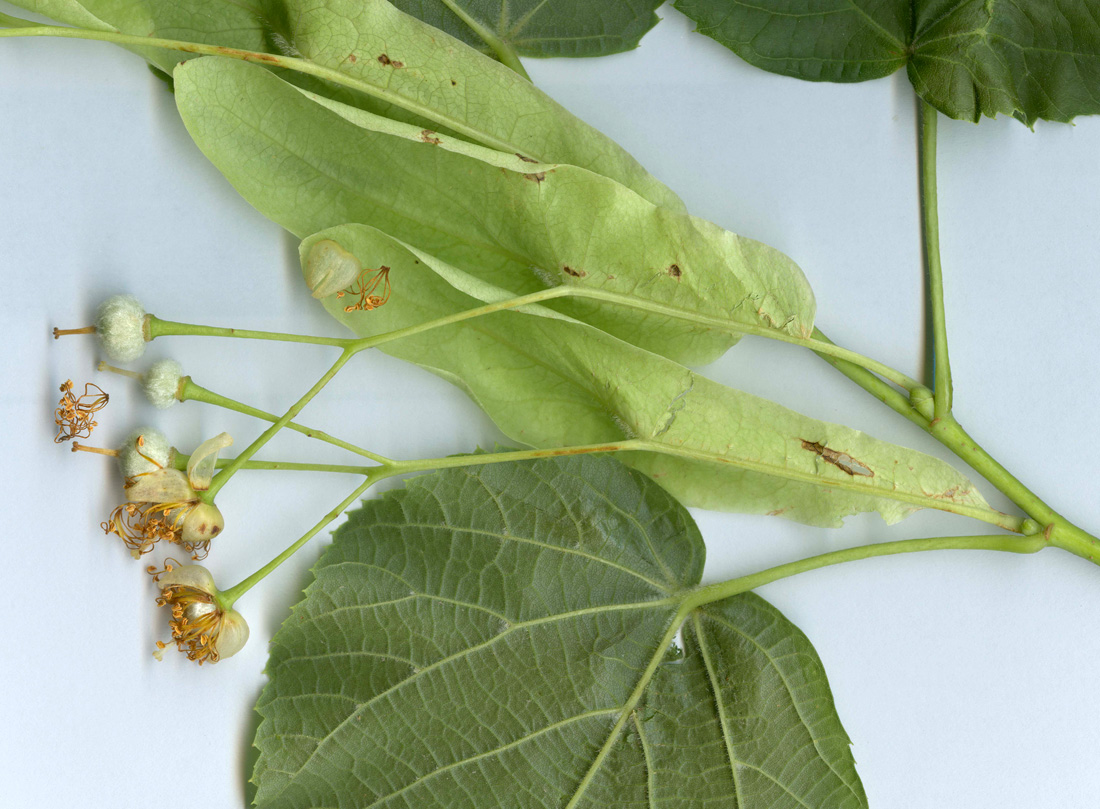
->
xmin=152 ymin=286 xmax=917 ymax=392
xmin=0 ymin=23 xmax=530 ymax=157
xmin=919 ymin=99 xmax=952 ymax=418
xmin=180 ymin=377 xmax=392 ymax=464
xmin=174 ymin=454 xmax=375 ymax=476
xmin=684 ymin=533 xmax=1046 ymax=611
xmin=148 ymin=316 xmax=353 ymax=347
xmin=203 ymin=349 xmax=356 ymax=500
xmin=810 ymin=328 xmax=930 ymax=425
xmin=219 ymin=472 xmax=381 ymax=606
xmin=436 ymin=0 xmax=530 ymax=80
xmin=928 ymin=416 xmax=1100 ymax=562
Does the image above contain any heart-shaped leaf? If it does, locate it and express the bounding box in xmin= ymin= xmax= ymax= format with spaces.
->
xmin=674 ymin=0 xmax=1100 ymax=124
xmin=253 ymin=455 xmax=867 ymax=808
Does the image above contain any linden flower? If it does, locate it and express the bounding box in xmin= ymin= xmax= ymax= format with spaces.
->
xmin=103 ymin=432 xmax=232 ymax=560
xmin=151 ymin=563 xmax=249 ymax=664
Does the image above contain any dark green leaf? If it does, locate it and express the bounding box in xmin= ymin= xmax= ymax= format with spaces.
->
xmin=253 ymin=455 xmax=867 ymax=808
xmin=673 ymin=0 xmax=1100 ymax=124
xmin=387 ymin=0 xmax=664 ymax=57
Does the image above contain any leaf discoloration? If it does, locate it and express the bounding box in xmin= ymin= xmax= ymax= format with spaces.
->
xmin=801 ymin=440 xmax=874 ymax=478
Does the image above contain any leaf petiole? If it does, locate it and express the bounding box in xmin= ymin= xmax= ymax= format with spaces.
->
xmin=683 ymin=533 xmax=1046 ymax=612
xmin=919 ymin=99 xmax=952 ymax=418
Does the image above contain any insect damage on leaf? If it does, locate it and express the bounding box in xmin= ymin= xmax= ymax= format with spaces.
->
xmin=377 ymin=53 xmax=404 ymax=68
xmin=419 ymin=129 xmax=442 ymax=144
xmin=802 ymin=439 xmax=874 ymax=478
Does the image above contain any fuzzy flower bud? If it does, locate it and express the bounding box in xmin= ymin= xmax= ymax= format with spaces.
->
xmin=95 ymin=295 xmax=148 ymax=362
xmin=142 ymin=359 xmax=183 ymax=409
xmin=117 ymin=428 xmax=173 ymax=478
xmin=152 ymin=563 xmax=249 ymax=664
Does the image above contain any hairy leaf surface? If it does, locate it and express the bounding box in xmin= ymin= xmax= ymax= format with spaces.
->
xmin=298 ymin=222 xmax=988 ymax=527
xmin=253 ymin=455 xmax=867 ymax=808
xmin=674 ymin=0 xmax=1100 ymax=124
xmin=175 ymin=56 xmax=812 ymax=366
xmin=387 ymin=0 xmax=664 ymax=57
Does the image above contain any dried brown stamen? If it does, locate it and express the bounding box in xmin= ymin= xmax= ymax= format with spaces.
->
xmin=54 ymin=380 xmax=109 ymax=443
xmin=338 ymin=265 xmax=392 ymax=313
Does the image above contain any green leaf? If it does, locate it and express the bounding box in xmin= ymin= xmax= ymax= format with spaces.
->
xmin=174 ymin=56 xmax=810 ymax=366
xmin=10 ymin=0 xmax=680 ymax=208
xmin=301 ymin=222 xmax=991 ymax=527
xmin=253 ymin=455 xmax=867 ymax=808
xmin=673 ymin=0 xmax=1100 ymax=124
xmin=386 ymin=0 xmax=664 ymax=58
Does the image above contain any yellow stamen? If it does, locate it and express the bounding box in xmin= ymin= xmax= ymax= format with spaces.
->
xmin=71 ymin=442 xmax=120 ymax=457
xmin=53 ymin=326 xmax=96 ymax=338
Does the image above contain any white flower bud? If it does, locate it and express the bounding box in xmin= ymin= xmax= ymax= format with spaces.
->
xmin=153 ymin=563 xmax=249 ymax=663
xmin=142 ymin=359 xmax=183 ymax=409
xmin=95 ymin=295 xmax=148 ymax=362
xmin=117 ymin=428 xmax=173 ymax=478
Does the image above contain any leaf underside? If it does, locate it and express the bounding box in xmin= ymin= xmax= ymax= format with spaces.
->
xmin=253 ymin=455 xmax=867 ymax=808
xmin=172 ymin=54 xmax=989 ymax=526
xmin=673 ymin=0 xmax=1100 ymax=124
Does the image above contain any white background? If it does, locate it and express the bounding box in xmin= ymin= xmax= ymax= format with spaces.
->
xmin=2 ymin=3 xmax=1099 ymax=807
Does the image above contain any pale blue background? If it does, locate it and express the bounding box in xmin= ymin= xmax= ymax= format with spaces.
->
xmin=1 ymin=3 xmax=1098 ymax=807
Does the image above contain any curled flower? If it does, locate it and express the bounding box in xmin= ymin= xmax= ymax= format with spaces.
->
xmin=151 ymin=562 xmax=249 ymax=664
xmin=95 ymin=294 xmax=148 ymax=362
xmin=54 ymin=380 xmax=109 ymax=443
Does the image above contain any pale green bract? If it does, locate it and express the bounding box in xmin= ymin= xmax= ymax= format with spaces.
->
xmin=171 ymin=54 xmax=987 ymax=526
xmin=174 ymin=56 xmax=812 ymax=365
xmin=673 ymin=0 xmax=1100 ymax=125
xmin=7 ymin=0 xmax=680 ymax=208
xmin=252 ymin=455 xmax=868 ymax=808
xmin=303 ymin=223 xmax=987 ymax=527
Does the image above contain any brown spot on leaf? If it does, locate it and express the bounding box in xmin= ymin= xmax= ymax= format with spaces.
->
xmin=767 ymin=507 xmax=791 ymax=517
xmin=801 ymin=439 xmax=874 ymax=477
xmin=451 ymin=79 xmax=457 ymax=86
xmin=523 ymin=172 xmax=546 ymax=183
xmin=378 ymin=54 xmax=404 ymax=68
xmin=562 ymin=265 xmax=586 ymax=278
xmin=667 ymin=263 xmax=682 ymax=280
xmin=515 ymin=153 xmax=539 ymax=163
xmin=419 ymin=130 xmax=442 ymax=144
xmin=348 ymin=53 xmax=357 ymax=63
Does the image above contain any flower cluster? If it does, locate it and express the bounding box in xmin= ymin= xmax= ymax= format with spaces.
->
xmin=56 ymin=297 xmax=250 ymax=663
